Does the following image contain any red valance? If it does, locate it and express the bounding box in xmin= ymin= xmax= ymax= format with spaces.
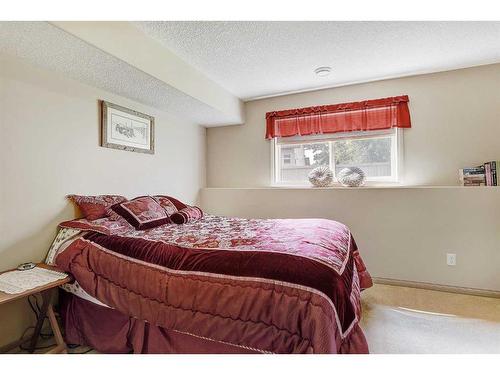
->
xmin=265 ymin=95 xmax=411 ymax=139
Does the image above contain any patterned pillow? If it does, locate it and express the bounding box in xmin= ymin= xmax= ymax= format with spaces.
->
xmin=67 ymin=194 xmax=127 ymax=220
xmin=59 ymin=217 xmax=131 ymax=236
xmin=104 ymin=206 xmax=135 ymax=229
xmin=152 ymin=196 xmax=181 ymax=216
xmin=170 ymin=206 xmax=204 ymax=224
xmin=152 ymin=195 xmax=187 ymax=212
xmin=110 ymin=196 xmax=171 ymax=230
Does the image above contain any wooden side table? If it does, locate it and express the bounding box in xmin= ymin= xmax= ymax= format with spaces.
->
xmin=0 ymin=264 xmax=72 ymax=354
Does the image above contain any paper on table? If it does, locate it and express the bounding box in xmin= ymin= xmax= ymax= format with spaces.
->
xmin=0 ymin=267 xmax=68 ymax=294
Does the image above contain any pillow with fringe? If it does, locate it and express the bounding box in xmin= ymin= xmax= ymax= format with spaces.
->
xmin=67 ymin=194 xmax=127 ymax=221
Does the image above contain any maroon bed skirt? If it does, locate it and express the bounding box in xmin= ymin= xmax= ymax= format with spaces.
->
xmin=60 ymin=291 xmax=369 ymax=354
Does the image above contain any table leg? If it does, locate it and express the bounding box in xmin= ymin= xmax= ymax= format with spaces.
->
xmin=46 ymin=304 xmax=67 ymax=354
xmin=28 ymin=290 xmax=51 ymax=353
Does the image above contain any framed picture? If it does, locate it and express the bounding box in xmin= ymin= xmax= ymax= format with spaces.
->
xmin=100 ymin=100 xmax=155 ymax=154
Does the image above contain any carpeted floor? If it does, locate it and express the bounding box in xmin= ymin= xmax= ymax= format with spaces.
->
xmin=360 ymin=284 xmax=500 ymax=354
xmin=8 ymin=283 xmax=500 ymax=354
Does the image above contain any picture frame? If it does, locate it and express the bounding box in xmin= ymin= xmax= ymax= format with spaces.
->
xmin=100 ymin=100 xmax=155 ymax=154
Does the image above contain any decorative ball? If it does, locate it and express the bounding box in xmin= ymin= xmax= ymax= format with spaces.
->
xmin=337 ymin=167 xmax=366 ymax=187
xmin=308 ymin=166 xmax=334 ymax=187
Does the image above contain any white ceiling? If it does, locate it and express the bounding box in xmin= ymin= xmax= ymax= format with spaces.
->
xmin=0 ymin=22 xmax=240 ymax=126
xmin=3 ymin=21 xmax=500 ymax=127
xmin=134 ymin=21 xmax=500 ymax=100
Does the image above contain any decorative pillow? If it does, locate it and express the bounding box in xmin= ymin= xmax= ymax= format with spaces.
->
xmin=152 ymin=195 xmax=181 ymax=216
xmin=170 ymin=206 xmax=204 ymax=224
xmin=67 ymin=194 xmax=127 ymax=220
xmin=110 ymin=196 xmax=171 ymax=230
xmin=152 ymin=195 xmax=187 ymax=212
xmin=59 ymin=217 xmax=131 ymax=236
xmin=104 ymin=206 xmax=135 ymax=229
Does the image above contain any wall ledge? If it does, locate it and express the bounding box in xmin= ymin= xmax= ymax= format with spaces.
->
xmin=204 ymin=186 xmax=500 ymax=190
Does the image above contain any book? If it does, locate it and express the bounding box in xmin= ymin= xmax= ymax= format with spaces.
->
xmin=485 ymin=162 xmax=492 ymax=186
xmin=459 ymin=162 xmax=500 ymax=186
xmin=483 ymin=161 xmax=499 ymax=186
xmin=461 ymin=166 xmax=485 ymax=175
xmin=460 ymin=177 xmax=485 ymax=186
xmin=459 ymin=166 xmax=486 ymax=186
xmin=491 ymin=161 xmax=498 ymax=186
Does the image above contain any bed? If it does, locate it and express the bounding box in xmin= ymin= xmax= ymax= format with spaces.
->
xmin=46 ymin=196 xmax=372 ymax=354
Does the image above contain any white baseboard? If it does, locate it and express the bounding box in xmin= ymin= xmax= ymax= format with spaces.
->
xmin=372 ymin=277 xmax=500 ymax=299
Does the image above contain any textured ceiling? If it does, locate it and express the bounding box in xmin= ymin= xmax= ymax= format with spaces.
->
xmin=0 ymin=22 xmax=237 ymax=126
xmin=134 ymin=21 xmax=500 ymax=100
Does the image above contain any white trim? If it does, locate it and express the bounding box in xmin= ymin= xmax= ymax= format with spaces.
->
xmin=61 ymin=281 xmax=111 ymax=308
xmin=270 ymin=138 xmax=277 ymax=185
xmin=329 ymin=141 xmax=336 ymax=181
xmin=275 ymin=128 xmax=396 ymax=144
xmin=396 ymin=127 xmax=405 ymax=183
xmin=45 ymin=228 xmax=82 ymax=265
xmin=373 ymin=277 xmax=500 ymax=299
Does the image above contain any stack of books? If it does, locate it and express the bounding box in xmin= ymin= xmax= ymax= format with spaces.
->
xmin=459 ymin=161 xmax=499 ymax=186
xmin=459 ymin=166 xmax=485 ymax=186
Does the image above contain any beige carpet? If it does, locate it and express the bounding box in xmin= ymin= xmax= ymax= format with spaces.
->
xmin=360 ymin=284 xmax=500 ymax=354
xmin=8 ymin=283 xmax=500 ymax=354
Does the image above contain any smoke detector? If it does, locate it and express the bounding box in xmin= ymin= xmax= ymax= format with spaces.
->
xmin=314 ymin=66 xmax=332 ymax=77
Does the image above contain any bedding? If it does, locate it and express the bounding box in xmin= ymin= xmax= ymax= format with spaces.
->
xmin=109 ymin=196 xmax=171 ymax=229
xmin=170 ymin=206 xmax=204 ymax=224
xmin=152 ymin=195 xmax=184 ymax=215
xmin=47 ymin=214 xmax=372 ymax=354
xmin=67 ymin=194 xmax=127 ymax=220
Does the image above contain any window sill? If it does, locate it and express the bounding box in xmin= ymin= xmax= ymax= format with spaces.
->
xmin=271 ymin=181 xmax=400 ymax=189
xmin=206 ymin=185 xmax=500 ymax=190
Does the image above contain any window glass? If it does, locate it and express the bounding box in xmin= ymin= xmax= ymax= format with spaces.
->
xmin=274 ymin=130 xmax=398 ymax=185
xmin=278 ymin=143 xmax=329 ymax=182
xmin=333 ymin=137 xmax=392 ymax=177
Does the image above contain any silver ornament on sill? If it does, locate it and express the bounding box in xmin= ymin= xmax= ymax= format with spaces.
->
xmin=337 ymin=167 xmax=366 ymax=187
xmin=308 ymin=166 xmax=334 ymax=187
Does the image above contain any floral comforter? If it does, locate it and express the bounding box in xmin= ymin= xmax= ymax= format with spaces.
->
xmin=50 ymin=214 xmax=372 ymax=353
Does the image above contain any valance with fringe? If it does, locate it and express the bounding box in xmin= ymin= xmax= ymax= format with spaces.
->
xmin=265 ymin=95 xmax=411 ymax=139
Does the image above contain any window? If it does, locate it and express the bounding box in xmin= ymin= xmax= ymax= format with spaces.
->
xmin=273 ymin=129 xmax=401 ymax=185
xmin=266 ymin=95 xmax=410 ymax=185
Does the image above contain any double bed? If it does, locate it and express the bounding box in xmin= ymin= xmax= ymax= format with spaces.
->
xmin=46 ymin=195 xmax=372 ymax=354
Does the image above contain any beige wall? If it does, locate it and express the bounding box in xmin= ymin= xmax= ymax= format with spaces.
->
xmin=204 ymin=64 xmax=500 ymax=293
xmin=207 ymin=63 xmax=500 ymax=187
xmin=0 ymin=54 xmax=206 ymax=346
xmin=201 ymin=187 xmax=500 ymax=292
